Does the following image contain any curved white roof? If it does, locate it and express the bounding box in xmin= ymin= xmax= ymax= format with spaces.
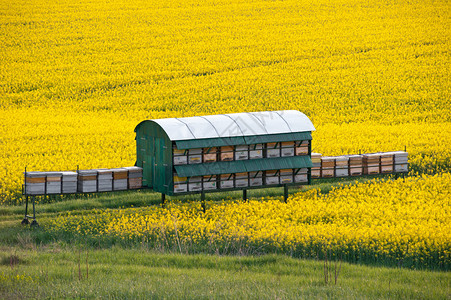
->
xmin=149 ymin=110 xmax=315 ymax=141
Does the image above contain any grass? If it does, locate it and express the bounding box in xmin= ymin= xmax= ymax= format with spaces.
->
xmin=1 ymin=247 xmax=449 ymax=299
xmin=1 ymin=175 xmax=448 ymax=299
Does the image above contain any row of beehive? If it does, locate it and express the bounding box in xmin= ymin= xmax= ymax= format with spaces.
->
xmin=311 ymin=151 xmax=408 ymax=178
xmin=173 ymin=168 xmax=309 ymax=193
xmin=173 ymin=141 xmax=309 ymax=165
xmin=24 ymin=167 xmax=143 ymax=195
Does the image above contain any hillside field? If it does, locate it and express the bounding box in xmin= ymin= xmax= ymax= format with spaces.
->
xmin=0 ymin=0 xmax=450 ymax=298
xmin=1 ymin=0 xmax=450 ymax=204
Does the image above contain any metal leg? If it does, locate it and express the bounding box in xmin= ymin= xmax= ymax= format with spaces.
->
xmin=243 ymin=189 xmax=247 ymax=202
xmin=201 ymin=192 xmax=206 ymax=213
xmin=30 ymin=196 xmax=39 ymax=227
xmin=161 ymin=193 xmax=166 ymax=208
xmin=284 ymin=185 xmax=288 ymax=203
xmin=21 ymin=196 xmax=29 ymax=225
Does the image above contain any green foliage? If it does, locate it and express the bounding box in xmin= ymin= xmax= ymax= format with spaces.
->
xmin=0 ymin=247 xmax=449 ymax=299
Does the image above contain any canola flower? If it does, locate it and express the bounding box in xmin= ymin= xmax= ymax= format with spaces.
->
xmin=0 ymin=0 xmax=450 ymax=204
xmin=46 ymin=174 xmax=451 ymax=269
xmin=0 ymin=272 xmax=34 ymax=284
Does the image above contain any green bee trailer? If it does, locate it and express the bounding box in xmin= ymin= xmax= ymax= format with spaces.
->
xmin=134 ymin=110 xmax=315 ymax=200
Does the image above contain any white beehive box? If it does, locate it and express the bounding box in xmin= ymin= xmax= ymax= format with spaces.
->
xmin=335 ymin=156 xmax=349 ymax=177
xmin=95 ymin=169 xmax=112 ymax=192
xmin=294 ymin=168 xmax=308 ymax=183
xmin=24 ymin=172 xmax=46 ymax=195
xmin=249 ymin=144 xmax=263 ymax=159
xmin=267 ymin=143 xmax=280 ymax=158
xmin=78 ymin=170 xmax=97 ymax=193
xmin=281 ymin=142 xmax=295 ymax=157
xmin=174 ymin=155 xmax=188 ymax=165
xmin=188 ymin=149 xmax=202 ymax=164
xmin=173 ymin=148 xmax=188 ymax=165
xmin=203 ymin=175 xmax=217 ymax=190
xmin=234 ymin=145 xmax=248 ymax=161
xmin=249 ymin=171 xmax=263 ymax=186
xmin=61 ymin=171 xmax=77 ymax=194
xmin=385 ymin=151 xmax=408 ymax=172
xmin=174 ymin=184 xmax=187 ymax=193
xmin=280 ymin=169 xmax=293 ymax=184
xmin=220 ymin=174 xmax=234 ymax=189
xmin=188 ymin=176 xmax=202 ymax=192
xmin=173 ymin=174 xmax=188 ymax=193
xmin=235 ymin=172 xmax=248 ymax=187
xmin=265 ymin=170 xmax=279 ymax=185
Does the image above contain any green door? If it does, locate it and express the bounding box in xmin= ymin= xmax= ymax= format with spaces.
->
xmin=142 ymin=136 xmax=154 ymax=188
xmin=154 ymin=137 xmax=165 ymax=191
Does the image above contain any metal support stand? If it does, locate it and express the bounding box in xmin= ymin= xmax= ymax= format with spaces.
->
xmin=243 ymin=189 xmax=247 ymax=202
xmin=161 ymin=193 xmax=166 ymax=208
xmin=22 ymin=166 xmax=30 ymax=225
xmin=201 ymin=192 xmax=206 ymax=213
xmin=21 ymin=195 xmax=30 ymax=225
xmin=30 ymin=196 xmax=38 ymax=227
xmin=283 ymin=184 xmax=288 ymax=203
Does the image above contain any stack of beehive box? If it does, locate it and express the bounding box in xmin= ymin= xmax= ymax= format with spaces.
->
xmin=280 ymin=169 xmax=293 ymax=184
xmin=281 ymin=142 xmax=294 ymax=157
xmin=363 ymin=153 xmax=381 ymax=175
xmin=235 ymin=145 xmax=249 ymax=160
xmin=203 ymin=147 xmax=217 ymax=163
xmin=311 ymin=153 xmax=322 ymax=178
xmin=220 ymin=146 xmax=234 ymax=161
xmin=321 ymin=156 xmax=335 ymax=177
xmin=96 ymin=169 xmax=113 ymax=192
xmin=24 ymin=172 xmax=46 ymax=195
xmin=124 ymin=167 xmax=143 ymax=189
xmin=78 ymin=170 xmax=97 ymax=193
xmin=61 ymin=171 xmax=77 ymax=194
xmin=173 ymin=174 xmax=188 ymax=193
xmin=188 ymin=149 xmax=202 ymax=164
xmin=45 ymin=172 xmax=62 ymax=194
xmin=111 ymin=168 xmax=128 ymax=190
xmin=265 ymin=170 xmax=279 ymax=184
xmin=295 ymin=141 xmax=309 ymax=156
xmin=294 ymin=168 xmax=308 ymax=183
xmin=171 ymin=140 xmax=315 ymax=193
xmin=249 ymin=144 xmax=263 ymax=159
xmin=188 ymin=176 xmax=202 ymax=192
xmin=267 ymin=143 xmax=280 ymax=158
xmin=220 ymin=174 xmax=234 ymax=189
xmin=380 ymin=153 xmax=394 ymax=173
xmin=249 ymin=171 xmax=263 ymax=186
xmin=385 ymin=151 xmax=408 ymax=172
xmin=235 ymin=172 xmax=249 ymax=187
xmin=346 ymin=155 xmax=363 ymax=176
xmin=335 ymin=156 xmax=349 ymax=177
xmin=203 ymin=175 xmax=217 ymax=190
xmin=395 ymin=151 xmax=408 ymax=172
xmin=173 ymin=147 xmax=187 ymax=165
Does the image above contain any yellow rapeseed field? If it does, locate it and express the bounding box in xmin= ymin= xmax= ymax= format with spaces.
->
xmin=1 ymin=0 xmax=449 ymax=268
xmin=1 ymin=0 xmax=450 ymax=204
xmin=46 ymin=174 xmax=451 ymax=268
